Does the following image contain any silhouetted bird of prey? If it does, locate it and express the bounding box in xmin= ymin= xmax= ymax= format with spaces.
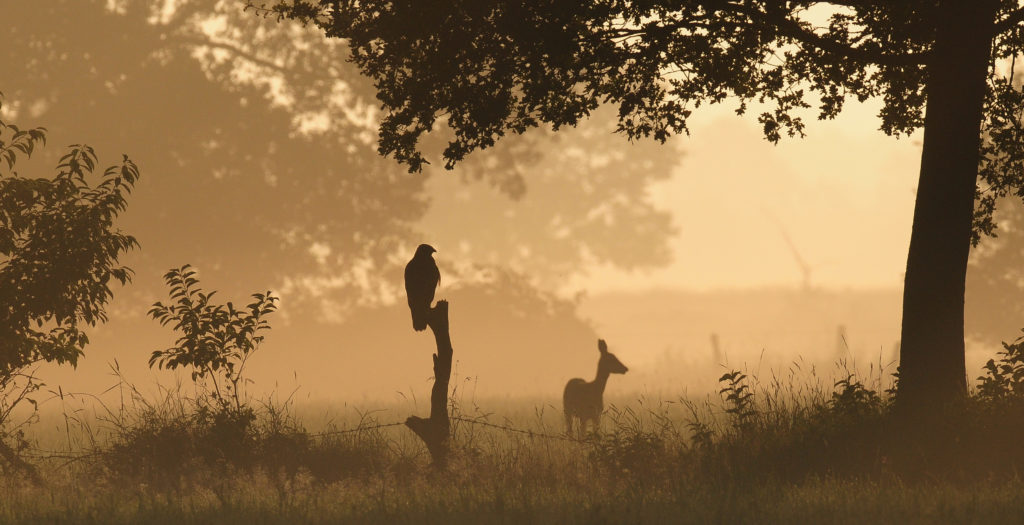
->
xmin=404 ymin=244 xmax=440 ymax=331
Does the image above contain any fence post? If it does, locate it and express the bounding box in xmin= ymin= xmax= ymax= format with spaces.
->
xmin=405 ymin=300 xmax=453 ymax=468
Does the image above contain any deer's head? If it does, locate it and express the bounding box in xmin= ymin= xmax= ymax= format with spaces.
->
xmin=597 ymin=339 xmax=628 ymax=374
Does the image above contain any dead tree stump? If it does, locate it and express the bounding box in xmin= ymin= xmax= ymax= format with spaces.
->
xmin=405 ymin=300 xmax=453 ymax=468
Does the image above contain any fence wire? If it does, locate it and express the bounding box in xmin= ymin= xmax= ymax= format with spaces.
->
xmin=310 ymin=421 xmax=407 ymax=437
xmin=452 ymin=416 xmax=593 ymax=444
xmin=12 ymin=414 xmax=595 ymax=469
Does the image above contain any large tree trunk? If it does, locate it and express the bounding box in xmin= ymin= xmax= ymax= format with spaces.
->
xmin=405 ymin=300 xmax=453 ymax=468
xmin=897 ymin=2 xmax=997 ymax=410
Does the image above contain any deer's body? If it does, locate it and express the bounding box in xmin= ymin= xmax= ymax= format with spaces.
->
xmin=563 ymin=339 xmax=627 ymax=436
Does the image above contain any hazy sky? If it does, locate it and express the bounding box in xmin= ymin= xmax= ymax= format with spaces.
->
xmin=580 ymin=99 xmax=923 ymax=293
xmin=1 ymin=2 xmax=962 ymax=403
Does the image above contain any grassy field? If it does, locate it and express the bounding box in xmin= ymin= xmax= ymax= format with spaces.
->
xmin=5 ymin=471 xmax=1024 ymax=524
xmin=4 ymin=365 xmax=1024 ymax=524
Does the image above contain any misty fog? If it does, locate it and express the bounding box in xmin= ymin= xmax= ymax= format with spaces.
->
xmin=2 ymin=0 xmax=1020 ymax=407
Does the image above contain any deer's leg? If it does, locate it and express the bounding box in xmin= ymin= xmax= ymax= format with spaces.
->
xmin=564 ymin=412 xmax=573 ymax=435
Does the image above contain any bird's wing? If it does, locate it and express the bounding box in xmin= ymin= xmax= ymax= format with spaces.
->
xmin=405 ymin=260 xmax=420 ymax=305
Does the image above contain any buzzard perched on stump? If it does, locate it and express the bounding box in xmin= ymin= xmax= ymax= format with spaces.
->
xmin=404 ymin=244 xmax=440 ymax=331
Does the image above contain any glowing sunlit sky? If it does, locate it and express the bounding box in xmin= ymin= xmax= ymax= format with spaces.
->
xmin=190 ymin=4 xmax=926 ymax=297
xmin=573 ymin=99 xmax=923 ymax=293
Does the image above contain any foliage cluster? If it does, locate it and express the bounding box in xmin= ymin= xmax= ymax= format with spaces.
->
xmin=148 ymin=265 xmax=278 ymax=412
xmin=253 ymin=0 xmax=1024 ymax=243
xmin=99 ymin=386 xmax=392 ymax=493
xmin=93 ymin=267 xmax=396 ymax=492
xmin=254 ymin=1 xmax=947 ymax=170
xmin=0 ymin=95 xmax=138 ymax=381
xmin=977 ymin=329 xmax=1024 ymax=400
xmin=0 ymin=94 xmax=137 ymax=476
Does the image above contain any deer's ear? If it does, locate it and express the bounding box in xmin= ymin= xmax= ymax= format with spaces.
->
xmin=598 ymin=339 xmax=607 ymax=353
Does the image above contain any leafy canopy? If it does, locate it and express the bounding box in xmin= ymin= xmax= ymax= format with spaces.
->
xmin=255 ymin=1 xmax=1024 ymax=241
xmin=0 ymin=93 xmax=139 ymax=380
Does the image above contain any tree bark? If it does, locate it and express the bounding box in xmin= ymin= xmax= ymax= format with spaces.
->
xmin=405 ymin=300 xmax=452 ymax=468
xmin=897 ymin=1 xmax=997 ymax=410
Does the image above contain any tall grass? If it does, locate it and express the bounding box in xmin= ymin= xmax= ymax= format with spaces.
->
xmin=4 ymin=356 xmax=1024 ymax=523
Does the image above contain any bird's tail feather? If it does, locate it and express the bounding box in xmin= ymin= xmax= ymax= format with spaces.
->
xmin=412 ymin=309 xmax=428 ymax=331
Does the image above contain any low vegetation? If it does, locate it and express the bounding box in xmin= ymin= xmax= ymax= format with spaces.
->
xmin=2 ymin=346 xmax=1024 ymax=523
xmin=4 ymin=258 xmax=1024 ymax=523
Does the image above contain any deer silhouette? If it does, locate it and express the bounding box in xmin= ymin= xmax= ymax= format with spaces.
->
xmin=563 ymin=339 xmax=628 ymax=436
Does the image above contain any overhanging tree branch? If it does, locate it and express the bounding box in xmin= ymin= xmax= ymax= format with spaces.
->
xmin=993 ymin=7 xmax=1024 ymax=35
xmin=178 ymin=35 xmax=290 ymax=74
xmin=599 ymin=4 xmax=927 ymax=67
xmin=809 ymin=0 xmax=888 ymax=7
xmin=719 ymin=2 xmax=929 ymax=67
